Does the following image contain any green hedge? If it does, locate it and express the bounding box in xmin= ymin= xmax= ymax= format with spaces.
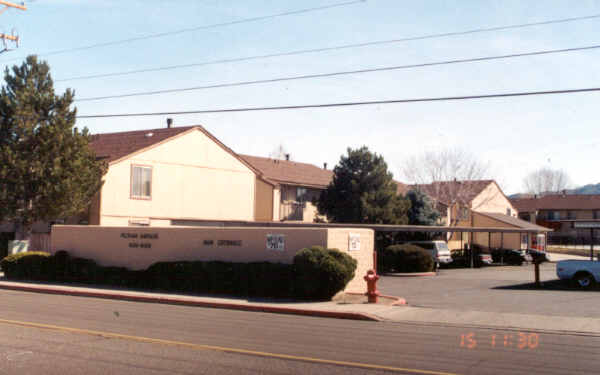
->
xmin=293 ymin=246 xmax=357 ymax=301
xmin=1 ymin=252 xmax=52 ymax=280
xmin=378 ymin=244 xmax=434 ymax=273
xmin=1 ymin=247 xmax=356 ymax=300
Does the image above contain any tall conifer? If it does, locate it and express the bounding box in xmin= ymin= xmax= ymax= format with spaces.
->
xmin=0 ymin=56 xmax=106 ymax=240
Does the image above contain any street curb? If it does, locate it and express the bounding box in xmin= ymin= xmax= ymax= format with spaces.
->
xmin=382 ymin=272 xmax=436 ymax=277
xmin=0 ymin=282 xmax=381 ymax=322
xmin=345 ymin=292 xmax=407 ymax=305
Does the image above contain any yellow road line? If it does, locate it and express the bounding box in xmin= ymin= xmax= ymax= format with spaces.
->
xmin=0 ymin=318 xmax=460 ymax=375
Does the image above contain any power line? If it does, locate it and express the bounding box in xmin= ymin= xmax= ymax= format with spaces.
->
xmin=0 ymin=0 xmax=364 ymax=63
xmin=74 ymin=44 xmax=600 ymax=102
xmin=57 ymin=12 xmax=600 ymax=82
xmin=76 ymin=87 xmax=600 ymax=119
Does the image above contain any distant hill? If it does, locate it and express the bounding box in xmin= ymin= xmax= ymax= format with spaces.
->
xmin=509 ymin=183 xmax=600 ymax=199
xmin=570 ymin=183 xmax=600 ymax=195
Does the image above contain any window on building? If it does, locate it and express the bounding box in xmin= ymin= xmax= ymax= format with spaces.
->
xmin=594 ymin=210 xmax=600 ymax=220
xmin=458 ymin=207 xmax=469 ymax=221
xmin=131 ymin=165 xmax=152 ymax=199
xmin=506 ymin=208 xmax=511 ymax=216
xmin=548 ymin=211 xmax=560 ymax=220
xmin=296 ymin=187 xmax=307 ymax=202
xmin=567 ymin=211 xmax=576 ymax=220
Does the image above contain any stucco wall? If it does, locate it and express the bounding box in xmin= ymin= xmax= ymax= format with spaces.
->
xmin=254 ymin=178 xmax=273 ymax=222
xmin=51 ymin=225 xmax=374 ymax=293
xmin=272 ymin=187 xmax=281 ymax=221
xmin=302 ymin=202 xmax=319 ymax=222
xmin=327 ymin=228 xmax=374 ymax=291
xmin=99 ymin=130 xmax=257 ymax=225
xmin=471 ymin=183 xmax=517 ymax=216
xmin=472 ymin=213 xmax=524 ymax=249
xmin=88 ymin=193 xmax=101 ymax=226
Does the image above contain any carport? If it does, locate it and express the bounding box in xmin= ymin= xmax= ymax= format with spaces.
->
xmin=203 ymin=219 xmax=553 ymax=268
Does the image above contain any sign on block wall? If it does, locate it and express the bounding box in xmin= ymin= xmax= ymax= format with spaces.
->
xmin=348 ymin=233 xmax=361 ymax=251
xmin=8 ymin=240 xmax=29 ymax=255
xmin=266 ymin=234 xmax=285 ymax=251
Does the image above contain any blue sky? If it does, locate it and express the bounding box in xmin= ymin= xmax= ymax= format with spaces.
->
xmin=2 ymin=0 xmax=600 ymax=193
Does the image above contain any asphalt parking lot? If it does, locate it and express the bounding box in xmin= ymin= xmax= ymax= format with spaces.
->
xmin=378 ymin=263 xmax=600 ymax=318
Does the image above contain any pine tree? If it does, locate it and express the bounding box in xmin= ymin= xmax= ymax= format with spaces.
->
xmin=405 ymin=189 xmax=441 ymax=226
xmin=317 ymin=146 xmax=409 ymax=224
xmin=0 ymin=55 xmax=106 ymax=240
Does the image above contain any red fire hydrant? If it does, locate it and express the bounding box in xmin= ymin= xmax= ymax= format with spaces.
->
xmin=364 ymin=269 xmax=380 ymax=303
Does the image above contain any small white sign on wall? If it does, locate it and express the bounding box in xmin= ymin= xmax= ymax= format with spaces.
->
xmin=9 ymin=240 xmax=29 ymax=255
xmin=266 ymin=234 xmax=285 ymax=251
xmin=348 ymin=233 xmax=361 ymax=251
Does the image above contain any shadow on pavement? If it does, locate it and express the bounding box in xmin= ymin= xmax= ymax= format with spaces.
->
xmin=0 ymin=277 xmax=330 ymax=304
xmin=492 ymin=279 xmax=600 ymax=292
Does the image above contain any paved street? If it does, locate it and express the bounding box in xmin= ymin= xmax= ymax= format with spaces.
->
xmin=0 ymin=289 xmax=598 ymax=374
xmin=379 ymin=263 xmax=600 ymax=317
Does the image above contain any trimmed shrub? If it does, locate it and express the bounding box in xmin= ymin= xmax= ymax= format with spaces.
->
xmin=293 ymin=246 xmax=357 ymax=301
xmin=1 ymin=248 xmax=354 ymax=300
xmin=144 ymin=261 xmax=294 ymax=297
xmin=379 ymin=244 xmax=434 ymax=273
xmin=0 ymin=252 xmax=52 ymax=280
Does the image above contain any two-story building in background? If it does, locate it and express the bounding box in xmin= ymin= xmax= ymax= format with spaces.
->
xmin=511 ymin=193 xmax=600 ymax=244
xmin=240 ymin=155 xmax=332 ymax=222
xmin=398 ymin=180 xmax=545 ymax=250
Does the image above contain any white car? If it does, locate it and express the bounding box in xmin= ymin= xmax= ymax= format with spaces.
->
xmin=406 ymin=241 xmax=453 ymax=267
xmin=556 ymin=260 xmax=600 ymax=289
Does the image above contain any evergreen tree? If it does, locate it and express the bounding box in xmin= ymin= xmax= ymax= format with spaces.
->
xmin=317 ymin=146 xmax=409 ymax=224
xmin=405 ymin=189 xmax=441 ymax=226
xmin=0 ymin=55 xmax=106 ymax=240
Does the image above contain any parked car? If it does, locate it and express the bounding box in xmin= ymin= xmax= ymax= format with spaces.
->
xmin=405 ymin=241 xmax=452 ymax=268
xmin=491 ymin=249 xmax=532 ymax=266
xmin=527 ymin=248 xmax=551 ymax=263
xmin=448 ymin=249 xmax=491 ymax=268
xmin=556 ymin=260 xmax=600 ymax=289
xmin=478 ymin=253 xmax=493 ymax=265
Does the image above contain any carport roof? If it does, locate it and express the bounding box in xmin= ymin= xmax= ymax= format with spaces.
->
xmin=475 ymin=211 xmax=551 ymax=231
xmin=180 ymin=219 xmax=552 ymax=233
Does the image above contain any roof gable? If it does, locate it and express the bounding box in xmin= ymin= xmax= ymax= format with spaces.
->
xmin=240 ymin=155 xmax=333 ymax=188
xmin=409 ymin=180 xmax=495 ymax=206
xmin=88 ymin=125 xmax=274 ymax=185
xmin=89 ymin=126 xmax=198 ymax=164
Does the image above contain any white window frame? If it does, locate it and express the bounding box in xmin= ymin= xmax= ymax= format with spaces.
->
xmin=131 ymin=165 xmax=152 ymax=200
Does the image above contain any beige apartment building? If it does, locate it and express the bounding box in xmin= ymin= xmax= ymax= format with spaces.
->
xmin=85 ymin=125 xmax=335 ymax=227
xmin=398 ymin=180 xmax=545 ymax=250
xmin=86 ymin=125 xmax=277 ymax=226
xmin=512 ymin=194 xmax=600 ymax=244
xmin=240 ymin=155 xmax=332 ymax=222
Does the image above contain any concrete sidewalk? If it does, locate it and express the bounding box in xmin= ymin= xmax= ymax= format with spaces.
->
xmin=547 ymin=252 xmax=594 ymax=261
xmin=1 ymin=278 xmax=599 ymax=336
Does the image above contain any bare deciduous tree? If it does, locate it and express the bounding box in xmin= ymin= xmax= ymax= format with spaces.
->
xmin=402 ymin=148 xmax=491 ymax=211
xmin=268 ymin=144 xmax=290 ymax=160
xmin=523 ymin=168 xmax=571 ymax=195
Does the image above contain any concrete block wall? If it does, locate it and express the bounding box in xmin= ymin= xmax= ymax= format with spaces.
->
xmin=51 ymin=225 xmax=374 ymax=293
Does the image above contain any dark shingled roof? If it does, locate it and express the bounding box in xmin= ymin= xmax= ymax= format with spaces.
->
xmin=240 ymin=155 xmax=333 ymax=188
xmin=511 ymin=194 xmax=600 ymax=212
xmin=89 ymin=126 xmax=197 ymax=163
xmin=87 ymin=126 xmax=274 ymax=184
xmin=475 ymin=211 xmax=552 ymax=231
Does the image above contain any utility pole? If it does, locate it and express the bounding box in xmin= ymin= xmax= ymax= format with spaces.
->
xmin=0 ymin=0 xmax=26 ymax=53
